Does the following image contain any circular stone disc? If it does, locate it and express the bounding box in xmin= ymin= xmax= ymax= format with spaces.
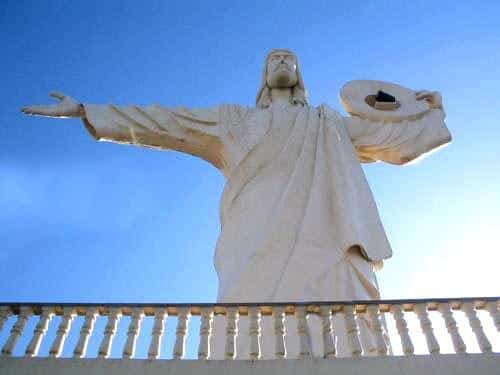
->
xmin=340 ymin=80 xmax=429 ymax=122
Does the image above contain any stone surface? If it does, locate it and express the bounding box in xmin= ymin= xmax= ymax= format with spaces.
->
xmin=1 ymin=354 xmax=499 ymax=375
xmin=21 ymin=50 xmax=452 ymax=357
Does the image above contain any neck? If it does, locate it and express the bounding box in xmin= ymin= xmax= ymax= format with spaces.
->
xmin=270 ymin=87 xmax=293 ymax=106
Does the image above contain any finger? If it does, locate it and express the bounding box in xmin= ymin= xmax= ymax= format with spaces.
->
xmin=416 ymin=92 xmax=431 ymax=100
xmin=21 ymin=106 xmax=38 ymax=114
xmin=21 ymin=105 xmax=57 ymax=116
xmin=49 ymin=91 xmax=66 ymax=101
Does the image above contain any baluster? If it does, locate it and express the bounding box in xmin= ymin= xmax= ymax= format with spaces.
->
xmin=173 ymin=308 xmax=191 ymax=359
xmin=25 ymin=307 xmax=53 ymax=357
xmin=147 ymin=308 xmax=166 ymax=360
xmin=122 ymin=308 xmax=144 ymax=359
xmin=438 ymin=303 xmax=466 ymax=353
xmin=1 ymin=307 xmax=32 ymax=357
xmin=0 ymin=306 xmax=11 ymax=333
xmin=343 ymin=305 xmax=362 ymax=357
xmin=357 ymin=311 xmax=376 ymax=355
xmin=197 ymin=308 xmax=214 ymax=360
xmin=225 ymin=307 xmax=239 ymax=359
xmin=414 ymin=303 xmax=440 ymax=354
xmin=366 ymin=305 xmax=387 ymax=356
xmin=49 ymin=307 xmax=75 ymax=358
xmin=462 ymin=302 xmax=492 ymax=353
xmin=295 ymin=306 xmax=312 ymax=359
xmin=390 ymin=304 xmax=414 ymax=355
xmin=486 ymin=301 xmax=500 ymax=332
xmin=272 ymin=306 xmax=287 ymax=359
xmin=319 ymin=306 xmax=336 ymax=358
xmin=73 ymin=307 xmax=98 ymax=358
xmin=248 ymin=306 xmax=262 ymax=359
xmin=98 ymin=307 xmax=122 ymax=359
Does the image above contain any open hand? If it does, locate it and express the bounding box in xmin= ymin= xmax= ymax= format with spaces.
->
xmin=21 ymin=92 xmax=84 ymax=118
xmin=415 ymin=90 xmax=443 ymax=110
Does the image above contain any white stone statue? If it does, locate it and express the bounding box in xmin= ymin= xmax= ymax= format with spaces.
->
xmin=22 ymin=49 xmax=451 ymax=357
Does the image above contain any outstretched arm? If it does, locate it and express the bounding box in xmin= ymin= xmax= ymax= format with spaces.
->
xmin=344 ymin=91 xmax=451 ymax=165
xmin=22 ymin=92 xmax=226 ymax=170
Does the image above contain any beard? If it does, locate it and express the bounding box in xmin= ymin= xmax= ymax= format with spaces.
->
xmin=268 ymin=68 xmax=298 ymax=88
xmin=276 ymin=72 xmax=292 ymax=87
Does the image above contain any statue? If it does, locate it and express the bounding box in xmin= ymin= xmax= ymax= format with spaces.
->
xmin=22 ymin=49 xmax=451 ymax=357
xmin=21 ymin=48 xmax=450 ymax=302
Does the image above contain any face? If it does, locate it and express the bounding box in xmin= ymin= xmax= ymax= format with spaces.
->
xmin=266 ymin=52 xmax=298 ymax=88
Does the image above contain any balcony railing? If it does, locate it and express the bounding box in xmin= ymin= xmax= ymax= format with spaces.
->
xmin=0 ymin=297 xmax=498 ymax=360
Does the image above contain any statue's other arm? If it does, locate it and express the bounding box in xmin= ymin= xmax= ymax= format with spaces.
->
xmin=343 ymin=91 xmax=452 ymax=165
xmin=22 ymin=92 xmax=226 ymax=170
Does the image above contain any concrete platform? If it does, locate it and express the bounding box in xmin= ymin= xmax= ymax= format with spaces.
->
xmin=1 ymin=354 xmax=499 ymax=375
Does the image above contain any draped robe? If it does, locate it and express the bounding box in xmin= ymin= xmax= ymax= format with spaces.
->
xmin=83 ymin=102 xmax=450 ymax=304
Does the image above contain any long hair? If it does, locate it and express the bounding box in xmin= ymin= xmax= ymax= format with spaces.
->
xmin=256 ymin=49 xmax=308 ymax=108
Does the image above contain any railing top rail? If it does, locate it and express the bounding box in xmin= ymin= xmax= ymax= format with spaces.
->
xmin=0 ymin=296 xmax=498 ymax=307
xmin=0 ymin=297 xmax=497 ymax=317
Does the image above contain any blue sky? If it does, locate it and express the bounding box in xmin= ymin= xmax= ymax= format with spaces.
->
xmin=1 ymin=0 xmax=500 ymax=308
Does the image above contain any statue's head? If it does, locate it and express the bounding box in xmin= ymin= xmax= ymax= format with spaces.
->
xmin=256 ymin=49 xmax=308 ymax=108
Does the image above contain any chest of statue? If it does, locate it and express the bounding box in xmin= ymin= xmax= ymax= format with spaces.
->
xmin=223 ymin=106 xmax=319 ymax=173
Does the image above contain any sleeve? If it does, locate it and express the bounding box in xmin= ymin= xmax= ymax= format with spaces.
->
xmin=82 ymin=104 xmax=226 ymax=169
xmin=344 ymin=108 xmax=452 ymax=165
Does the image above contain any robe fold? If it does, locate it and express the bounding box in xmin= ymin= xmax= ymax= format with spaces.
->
xmin=83 ymin=102 xmax=450 ymax=303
